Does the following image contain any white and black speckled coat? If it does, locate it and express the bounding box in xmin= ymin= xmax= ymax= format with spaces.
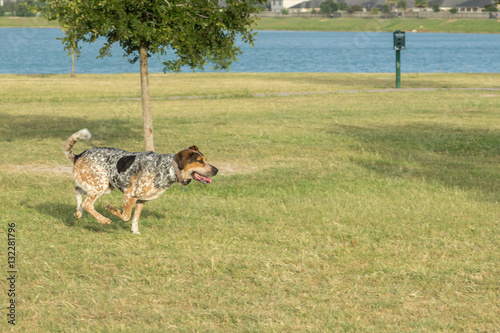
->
xmin=74 ymin=148 xmax=180 ymax=193
xmin=63 ymin=129 xmax=217 ymax=234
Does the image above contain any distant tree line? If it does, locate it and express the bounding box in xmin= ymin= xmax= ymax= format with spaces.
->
xmin=314 ymin=0 xmax=497 ymax=15
xmin=316 ymin=0 xmax=411 ymax=15
xmin=484 ymin=3 xmax=498 ymax=11
xmin=318 ymin=0 xmax=352 ymax=14
xmin=0 ymin=0 xmax=36 ymax=17
xmin=317 ymin=0 xmax=410 ymax=14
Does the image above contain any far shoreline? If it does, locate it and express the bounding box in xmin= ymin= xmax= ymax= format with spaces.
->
xmin=1 ymin=16 xmax=500 ymax=34
xmin=254 ymin=17 xmax=500 ymax=34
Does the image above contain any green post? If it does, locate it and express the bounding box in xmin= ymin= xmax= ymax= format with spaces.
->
xmin=393 ymin=30 xmax=405 ymax=89
xmin=396 ymin=49 xmax=401 ymax=88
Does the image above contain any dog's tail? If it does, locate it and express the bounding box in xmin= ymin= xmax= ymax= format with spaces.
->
xmin=63 ymin=129 xmax=91 ymax=162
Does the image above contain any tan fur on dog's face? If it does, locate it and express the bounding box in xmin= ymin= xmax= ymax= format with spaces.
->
xmin=175 ymin=146 xmax=218 ymax=183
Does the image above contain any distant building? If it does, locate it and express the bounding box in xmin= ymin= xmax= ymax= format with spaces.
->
xmin=270 ymin=0 xmax=303 ymax=12
xmin=269 ymin=0 xmax=390 ymax=12
xmin=430 ymin=0 xmax=494 ymax=12
xmin=288 ymin=0 xmax=324 ymax=12
xmin=268 ymin=0 xmax=497 ymax=12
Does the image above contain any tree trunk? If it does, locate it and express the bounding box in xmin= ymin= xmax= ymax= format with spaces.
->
xmin=140 ymin=41 xmax=155 ymax=152
xmin=71 ymin=49 xmax=76 ymax=78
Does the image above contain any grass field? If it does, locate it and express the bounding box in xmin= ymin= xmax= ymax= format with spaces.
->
xmin=1 ymin=73 xmax=499 ymax=331
xmin=256 ymin=17 xmax=500 ymax=33
xmin=0 ymin=16 xmax=59 ymax=28
xmin=2 ymin=16 xmax=500 ymax=33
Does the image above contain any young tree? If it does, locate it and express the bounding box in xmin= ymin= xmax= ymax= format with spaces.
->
xmin=337 ymin=2 xmax=348 ymax=11
xmin=485 ymin=4 xmax=498 ymax=11
xmin=320 ymin=0 xmax=338 ymax=15
xmin=348 ymin=4 xmax=363 ymax=13
xmin=415 ymin=0 xmax=428 ymax=10
xmin=397 ymin=0 xmax=407 ymax=12
xmin=381 ymin=3 xmax=391 ymax=13
xmin=386 ymin=0 xmax=396 ymax=11
xmin=34 ymin=0 xmax=264 ymax=151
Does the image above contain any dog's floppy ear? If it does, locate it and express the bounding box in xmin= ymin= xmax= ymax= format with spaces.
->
xmin=175 ymin=146 xmax=203 ymax=169
xmin=188 ymin=145 xmax=204 ymax=156
xmin=174 ymin=150 xmax=195 ymax=170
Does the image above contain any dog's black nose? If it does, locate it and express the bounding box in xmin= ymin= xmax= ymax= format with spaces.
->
xmin=212 ymin=166 xmax=218 ymax=176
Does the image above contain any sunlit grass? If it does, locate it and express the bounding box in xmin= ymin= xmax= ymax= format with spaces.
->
xmin=255 ymin=17 xmax=500 ymax=34
xmin=0 ymin=73 xmax=499 ymax=331
xmin=3 ymin=16 xmax=500 ymax=34
xmin=0 ymin=16 xmax=59 ymax=28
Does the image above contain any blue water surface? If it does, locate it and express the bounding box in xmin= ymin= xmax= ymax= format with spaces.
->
xmin=0 ymin=28 xmax=498 ymax=74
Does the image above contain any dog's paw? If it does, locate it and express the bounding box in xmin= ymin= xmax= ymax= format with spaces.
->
xmin=104 ymin=204 xmax=119 ymax=213
xmin=74 ymin=210 xmax=82 ymax=219
xmin=98 ymin=217 xmax=112 ymax=225
xmin=131 ymin=230 xmax=141 ymax=235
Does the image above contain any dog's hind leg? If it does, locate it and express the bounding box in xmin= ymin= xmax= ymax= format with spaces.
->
xmin=105 ymin=195 xmax=137 ymax=222
xmin=74 ymin=186 xmax=86 ymax=219
xmin=73 ymin=158 xmax=112 ymax=225
xmin=130 ymin=200 xmax=145 ymax=234
xmin=82 ymin=191 xmax=112 ymax=225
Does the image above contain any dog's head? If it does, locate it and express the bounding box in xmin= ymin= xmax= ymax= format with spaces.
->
xmin=174 ymin=145 xmax=218 ymax=184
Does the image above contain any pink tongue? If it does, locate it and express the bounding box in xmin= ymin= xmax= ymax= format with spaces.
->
xmin=194 ymin=173 xmax=212 ymax=184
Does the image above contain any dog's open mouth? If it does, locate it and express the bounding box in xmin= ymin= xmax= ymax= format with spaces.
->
xmin=193 ymin=172 xmax=212 ymax=184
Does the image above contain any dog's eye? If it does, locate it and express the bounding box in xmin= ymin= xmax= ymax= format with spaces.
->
xmin=198 ymin=160 xmax=205 ymax=164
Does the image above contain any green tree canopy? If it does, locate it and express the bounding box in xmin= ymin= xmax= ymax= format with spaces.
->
xmin=320 ymin=0 xmax=338 ymax=14
xmin=381 ymin=3 xmax=391 ymax=13
xmin=386 ymin=0 xmax=396 ymax=11
xmin=348 ymin=4 xmax=363 ymax=12
xmin=35 ymin=0 xmax=263 ymax=72
xmin=337 ymin=2 xmax=348 ymax=11
xmin=34 ymin=0 xmax=265 ymax=151
xmin=3 ymin=0 xmax=37 ymax=17
xmin=397 ymin=0 xmax=407 ymax=11
xmin=415 ymin=0 xmax=428 ymax=9
xmin=485 ymin=4 xmax=498 ymax=11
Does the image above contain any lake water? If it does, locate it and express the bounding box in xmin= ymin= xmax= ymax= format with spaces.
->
xmin=0 ymin=28 xmax=499 ymax=74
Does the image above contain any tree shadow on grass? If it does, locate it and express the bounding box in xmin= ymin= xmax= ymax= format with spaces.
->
xmin=330 ymin=123 xmax=500 ymax=201
xmin=266 ymin=75 xmax=489 ymax=91
xmin=267 ymin=75 xmax=391 ymax=90
xmin=0 ymin=114 xmax=141 ymax=144
xmin=35 ymin=202 xmax=166 ymax=233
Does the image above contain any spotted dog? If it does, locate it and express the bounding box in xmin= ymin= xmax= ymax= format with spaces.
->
xmin=62 ymin=129 xmax=218 ymax=234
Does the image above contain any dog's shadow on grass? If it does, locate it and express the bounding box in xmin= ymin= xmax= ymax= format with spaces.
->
xmin=35 ymin=203 xmax=166 ymax=233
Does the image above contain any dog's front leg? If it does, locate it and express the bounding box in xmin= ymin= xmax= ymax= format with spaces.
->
xmin=105 ymin=195 xmax=137 ymax=221
xmin=131 ymin=200 xmax=145 ymax=234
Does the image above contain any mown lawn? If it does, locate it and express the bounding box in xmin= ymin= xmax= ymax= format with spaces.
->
xmin=255 ymin=17 xmax=500 ymax=33
xmin=0 ymin=16 xmax=59 ymax=28
xmin=1 ymin=73 xmax=499 ymax=331
xmin=2 ymin=16 xmax=500 ymax=33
